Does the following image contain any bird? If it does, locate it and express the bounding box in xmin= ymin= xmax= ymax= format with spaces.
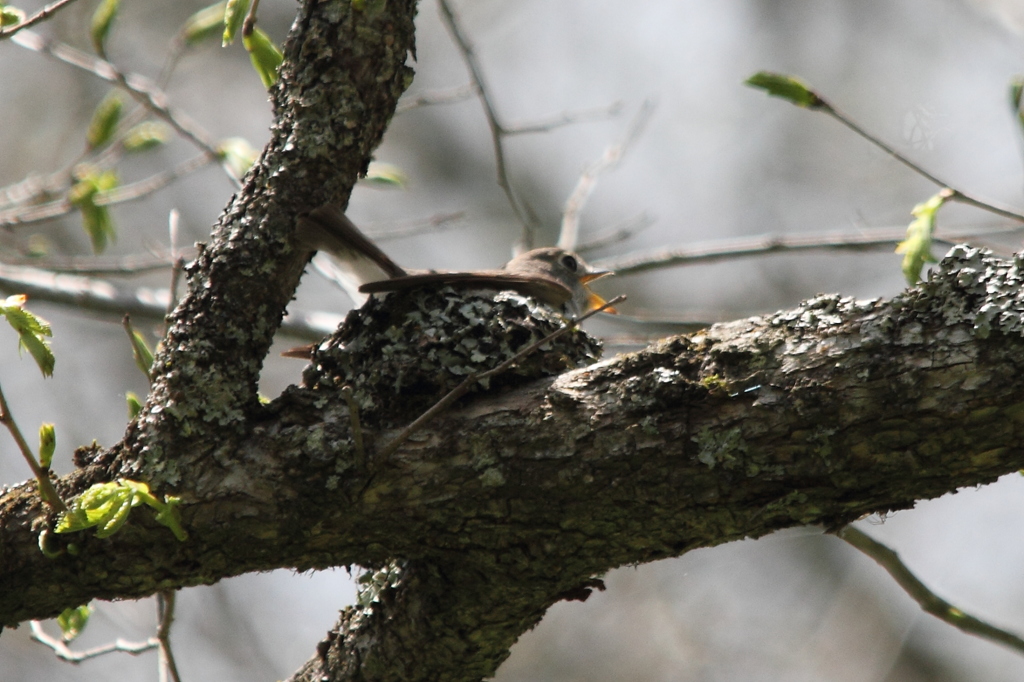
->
xmin=294 ymin=204 xmax=616 ymax=317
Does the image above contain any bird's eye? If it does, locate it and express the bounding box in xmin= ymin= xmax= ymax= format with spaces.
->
xmin=560 ymin=254 xmax=578 ymax=272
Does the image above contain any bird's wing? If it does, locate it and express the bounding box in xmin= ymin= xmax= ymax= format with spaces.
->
xmin=296 ymin=205 xmax=407 ymax=280
xmin=359 ymin=271 xmax=573 ymax=309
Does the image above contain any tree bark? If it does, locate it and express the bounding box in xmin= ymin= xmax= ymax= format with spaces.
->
xmin=2 ymin=0 xmax=1024 ymax=680
xmin=4 ymin=242 xmax=1024 ymax=677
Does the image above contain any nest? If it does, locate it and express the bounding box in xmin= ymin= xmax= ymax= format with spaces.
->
xmin=302 ymin=287 xmax=603 ymax=424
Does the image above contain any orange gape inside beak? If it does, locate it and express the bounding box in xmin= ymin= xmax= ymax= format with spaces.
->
xmin=581 ymin=271 xmax=617 ymax=314
xmin=587 ymin=292 xmax=617 ymax=314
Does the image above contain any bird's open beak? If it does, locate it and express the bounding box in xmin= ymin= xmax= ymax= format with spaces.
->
xmin=580 ymin=270 xmax=612 ymax=284
xmin=581 ymin=270 xmax=617 ymax=314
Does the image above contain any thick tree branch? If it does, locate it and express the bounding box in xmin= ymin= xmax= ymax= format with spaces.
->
xmin=108 ymin=1 xmax=418 ymax=463
xmin=4 ymin=2 xmax=1024 ymax=680
xmin=4 ymin=246 xmax=1024 ymax=681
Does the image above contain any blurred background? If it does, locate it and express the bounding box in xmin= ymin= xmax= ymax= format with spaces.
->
xmin=3 ymin=0 xmax=1024 ymax=679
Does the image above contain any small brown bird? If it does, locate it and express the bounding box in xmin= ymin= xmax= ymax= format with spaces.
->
xmin=296 ymin=204 xmax=616 ymax=317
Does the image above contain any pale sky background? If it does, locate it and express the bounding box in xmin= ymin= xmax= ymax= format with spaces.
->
xmin=3 ymin=0 xmax=1024 ymax=680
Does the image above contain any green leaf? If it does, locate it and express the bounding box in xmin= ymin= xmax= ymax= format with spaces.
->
xmin=221 ymin=0 xmax=250 ymax=46
xmin=81 ymin=204 xmax=115 ymax=253
xmin=181 ymin=1 xmax=228 ymax=46
xmin=1011 ymin=77 xmax=1024 ymax=134
xmin=86 ymin=92 xmax=123 ymax=150
xmin=745 ymin=71 xmax=825 ymax=109
xmin=216 ymin=137 xmax=258 ymax=178
xmin=362 ymin=162 xmax=408 ymax=189
xmin=90 ymin=0 xmax=119 ymax=55
xmin=69 ymin=168 xmax=119 ymax=253
xmin=127 ymin=328 xmax=154 ymax=377
xmin=122 ymin=478 xmax=156 ymax=505
xmin=55 ymin=481 xmax=135 ymax=536
xmin=56 ymin=604 xmax=92 ymax=642
xmin=0 ymin=295 xmax=55 ymax=377
xmin=55 ymin=479 xmax=187 ymax=542
xmin=26 ymin=234 xmax=50 ymax=258
xmin=122 ymin=121 xmax=169 ymax=152
xmin=243 ymin=27 xmax=283 ymax=88
xmin=895 ymin=191 xmax=948 ymax=284
xmin=0 ymin=5 xmax=25 ymax=26
xmin=126 ymin=391 xmax=143 ymax=418
xmin=19 ymin=331 xmax=55 ymax=377
xmin=38 ymin=423 xmax=55 ymax=470
xmin=153 ymin=495 xmax=188 ymax=541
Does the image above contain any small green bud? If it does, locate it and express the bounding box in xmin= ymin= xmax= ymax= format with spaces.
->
xmin=38 ymin=423 xmax=55 ymax=470
xmin=243 ymin=27 xmax=283 ymax=88
xmin=90 ymin=0 xmax=119 ymax=54
xmin=221 ymin=0 xmax=250 ymax=46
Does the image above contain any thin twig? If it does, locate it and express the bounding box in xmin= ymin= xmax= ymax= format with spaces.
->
xmin=0 ymin=170 xmax=66 ymax=211
xmin=96 ymin=155 xmax=219 ymax=207
xmin=0 ymin=106 xmax=143 ymax=212
xmin=0 ymin=153 xmax=215 ymax=228
xmin=242 ymin=0 xmax=262 ymax=38
xmin=370 ymin=212 xmax=466 ymax=241
xmin=11 ymin=30 xmax=239 ymax=187
xmin=0 ymin=380 xmax=67 ymax=511
xmin=156 ymin=591 xmax=182 ymax=682
xmin=0 ymin=264 xmax=170 ymax=320
xmin=168 ymin=209 xmax=184 ymax=315
xmin=599 ymin=222 xmax=1024 ymax=276
xmin=575 ymin=212 xmax=654 ymax=254
xmin=437 ymin=0 xmax=532 ymax=236
xmin=503 ymin=101 xmax=624 ymax=135
xmin=559 ymin=101 xmax=654 ymax=251
xmin=839 ymin=525 xmax=1024 ymax=655
xmin=378 ymin=294 xmax=626 ymax=460
xmin=166 ymin=257 xmax=186 ymax=316
xmin=0 ymin=196 xmax=74 ymax=227
xmin=0 ymin=261 xmax=335 ymax=340
xmin=30 ymin=620 xmax=159 ymax=662
xmin=395 ymin=84 xmax=477 ymax=114
xmin=0 ymin=0 xmax=83 ymax=40
xmin=815 ymin=100 xmax=1024 ymax=223
xmin=0 ymin=254 xmax=175 ymax=277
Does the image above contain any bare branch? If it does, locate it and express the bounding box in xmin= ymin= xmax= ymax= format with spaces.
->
xmin=96 ymin=155 xmax=219 ymax=206
xmin=0 ymin=154 xmax=217 ymax=228
xmin=575 ymin=212 xmax=654 ymax=254
xmin=30 ymin=620 xmax=158 ymax=662
xmin=600 ymin=223 xmax=1024 ymax=276
xmin=437 ymin=0 xmax=532 ymax=235
xmin=0 ymin=197 xmax=74 ymax=227
xmin=395 ymin=84 xmax=476 ymax=114
xmin=0 ymin=254 xmax=175 ymax=277
xmin=0 ymin=0 xmax=83 ymax=40
xmin=503 ymin=101 xmax=624 ymax=135
xmin=369 ymin=212 xmax=466 ymax=241
xmin=0 ymin=262 xmax=335 ymax=340
xmin=839 ymin=525 xmax=1024 ymax=655
xmin=809 ymin=97 xmax=1024 ymax=223
xmin=11 ymin=30 xmax=239 ymax=187
xmin=156 ymin=592 xmax=181 ymax=682
xmin=558 ymin=101 xmax=654 ymax=251
xmin=0 ymin=381 xmax=66 ymax=512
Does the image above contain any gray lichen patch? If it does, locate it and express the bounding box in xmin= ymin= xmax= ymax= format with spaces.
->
xmin=910 ymin=245 xmax=1024 ymax=338
xmin=302 ymin=287 xmax=603 ymax=425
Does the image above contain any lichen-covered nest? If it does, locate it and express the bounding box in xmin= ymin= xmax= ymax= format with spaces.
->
xmin=302 ymin=287 xmax=603 ymax=424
